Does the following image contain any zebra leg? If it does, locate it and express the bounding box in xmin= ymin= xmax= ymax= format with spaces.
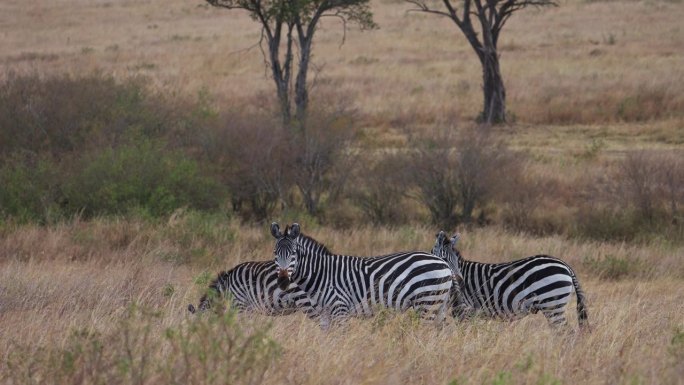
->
xmin=411 ymin=293 xmax=452 ymax=324
xmin=319 ymin=308 xmax=332 ymax=330
xmin=539 ymin=304 xmax=569 ymax=327
xmin=318 ymin=304 xmax=350 ymax=330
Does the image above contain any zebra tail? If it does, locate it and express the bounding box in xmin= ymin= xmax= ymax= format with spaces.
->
xmin=570 ymin=269 xmax=589 ymax=328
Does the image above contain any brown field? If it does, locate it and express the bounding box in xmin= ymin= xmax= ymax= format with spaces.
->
xmin=1 ymin=218 xmax=684 ymax=384
xmin=2 ymin=0 xmax=684 ymax=384
xmin=3 ymin=0 xmax=684 ymax=130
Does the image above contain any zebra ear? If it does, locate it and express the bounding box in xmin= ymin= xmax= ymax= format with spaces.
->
xmin=450 ymin=233 xmax=461 ymax=248
xmin=271 ymin=222 xmax=282 ymax=238
xmin=289 ymin=223 xmax=301 ymax=239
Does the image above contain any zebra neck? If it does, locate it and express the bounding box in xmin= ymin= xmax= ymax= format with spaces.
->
xmin=461 ymin=259 xmax=481 ymax=269
xmin=293 ymin=238 xmax=335 ymax=283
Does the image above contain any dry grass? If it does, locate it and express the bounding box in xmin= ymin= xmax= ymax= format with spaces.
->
xmin=2 ymin=0 xmax=683 ymax=132
xmin=1 ymin=0 xmax=683 ymax=382
xmin=1 ymin=218 xmax=684 ymax=384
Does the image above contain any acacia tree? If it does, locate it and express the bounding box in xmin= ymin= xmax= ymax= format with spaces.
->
xmin=207 ymin=0 xmax=375 ymax=130
xmin=405 ymin=0 xmax=556 ymax=124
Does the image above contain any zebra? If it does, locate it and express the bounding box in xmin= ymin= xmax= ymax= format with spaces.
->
xmin=187 ymin=260 xmax=318 ymax=319
xmin=270 ymin=222 xmax=454 ymax=325
xmin=431 ymin=231 xmax=589 ymax=328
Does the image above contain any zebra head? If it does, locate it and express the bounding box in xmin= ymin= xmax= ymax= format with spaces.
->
xmin=271 ymin=222 xmax=301 ymax=290
xmin=432 ymin=231 xmax=464 ymax=284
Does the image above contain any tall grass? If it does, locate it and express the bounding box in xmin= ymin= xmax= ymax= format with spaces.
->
xmin=1 ymin=217 xmax=683 ymax=384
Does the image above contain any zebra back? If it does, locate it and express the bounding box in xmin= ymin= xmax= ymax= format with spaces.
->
xmin=432 ymin=232 xmax=588 ymax=328
xmin=187 ymin=260 xmax=316 ymax=317
xmin=271 ymin=222 xmax=453 ymax=323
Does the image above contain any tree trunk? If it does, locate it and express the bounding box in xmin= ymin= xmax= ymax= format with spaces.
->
xmin=268 ymin=23 xmax=294 ymax=128
xmin=275 ymin=80 xmax=291 ymax=127
xmin=461 ymin=197 xmax=475 ymax=224
xmin=480 ymin=49 xmax=506 ymax=124
xmin=294 ymin=37 xmax=313 ymax=131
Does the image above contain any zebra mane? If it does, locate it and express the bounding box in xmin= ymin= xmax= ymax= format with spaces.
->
xmin=295 ymin=232 xmax=333 ymax=256
xmin=450 ymin=247 xmax=465 ymax=261
xmin=445 ymin=235 xmax=465 ymax=262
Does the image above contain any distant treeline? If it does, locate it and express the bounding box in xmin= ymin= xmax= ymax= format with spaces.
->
xmin=0 ymin=73 xmax=681 ymax=243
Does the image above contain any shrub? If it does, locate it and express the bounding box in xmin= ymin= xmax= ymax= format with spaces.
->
xmin=62 ymin=139 xmax=224 ymax=218
xmin=350 ymin=153 xmax=408 ymax=225
xmin=199 ymin=103 xmax=358 ymax=221
xmin=403 ymin=126 xmax=521 ymax=227
xmin=202 ymin=113 xmax=291 ymax=221
xmin=162 ymin=307 xmax=280 ymax=384
xmin=0 ymin=72 xmax=175 ymax=159
xmin=573 ymin=207 xmax=640 ymax=242
xmin=1 ymin=304 xmax=280 ymax=385
xmin=500 ymin=171 xmax=567 ymax=236
xmin=0 ymin=73 xmax=226 ymax=221
xmin=669 ymin=327 xmax=684 ymax=382
xmin=291 ymin=109 xmax=358 ymax=217
xmin=618 ymin=151 xmax=662 ymax=223
xmin=453 ymin=127 xmax=521 ymax=223
xmin=0 ymin=154 xmax=62 ymax=223
xmin=618 ymin=151 xmax=684 ymax=225
xmin=571 ymin=151 xmax=684 ymax=243
xmin=402 ymin=127 xmax=461 ymax=227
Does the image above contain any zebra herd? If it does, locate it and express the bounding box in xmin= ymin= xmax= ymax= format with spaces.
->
xmin=188 ymin=222 xmax=589 ymax=329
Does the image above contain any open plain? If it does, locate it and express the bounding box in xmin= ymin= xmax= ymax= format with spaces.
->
xmin=1 ymin=0 xmax=684 ymax=383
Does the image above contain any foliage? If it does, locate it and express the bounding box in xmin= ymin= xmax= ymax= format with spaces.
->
xmin=290 ymin=107 xmax=359 ymax=216
xmin=207 ymin=0 xmax=375 ymax=126
xmin=201 ymin=112 xmax=291 ymax=221
xmin=0 ymin=154 xmax=61 ymax=223
xmin=1 ymin=304 xmax=280 ymax=385
xmin=62 ymin=140 xmax=224 ymax=218
xmin=350 ymin=153 xmax=408 ymax=225
xmin=0 ymin=72 xmax=174 ymax=158
xmin=403 ymin=126 xmax=521 ymax=227
xmin=0 ymin=73 xmax=225 ymax=221
xmin=617 ymin=151 xmax=684 ymax=224
xmin=669 ymin=327 xmax=684 ymax=361
xmin=404 ymin=0 xmax=557 ymax=123
xmin=572 ymin=150 xmax=684 ymax=243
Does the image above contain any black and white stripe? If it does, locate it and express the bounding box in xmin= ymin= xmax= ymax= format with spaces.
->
xmin=187 ymin=261 xmax=317 ymax=318
xmin=271 ymin=222 xmax=453 ymax=325
xmin=431 ymin=232 xmax=589 ymax=327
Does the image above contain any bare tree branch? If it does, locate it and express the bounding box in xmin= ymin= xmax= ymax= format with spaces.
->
xmin=403 ymin=0 xmax=555 ymax=124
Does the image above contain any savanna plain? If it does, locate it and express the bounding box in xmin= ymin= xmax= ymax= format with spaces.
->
xmin=1 ymin=0 xmax=684 ymax=384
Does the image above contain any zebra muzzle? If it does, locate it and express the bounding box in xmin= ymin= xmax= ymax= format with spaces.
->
xmin=277 ymin=269 xmax=291 ymax=290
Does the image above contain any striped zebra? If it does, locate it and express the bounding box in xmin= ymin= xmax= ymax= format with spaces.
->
xmin=270 ymin=222 xmax=453 ymax=325
xmin=431 ymin=231 xmax=589 ymax=328
xmin=187 ymin=261 xmax=317 ymax=318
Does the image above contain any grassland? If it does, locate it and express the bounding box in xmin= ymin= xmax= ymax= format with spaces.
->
xmin=1 ymin=217 xmax=684 ymax=384
xmin=1 ymin=0 xmax=684 ymax=383
xmin=2 ymin=0 xmax=684 ymax=129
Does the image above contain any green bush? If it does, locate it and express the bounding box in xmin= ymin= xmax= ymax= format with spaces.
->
xmin=0 ymin=155 xmax=61 ymax=223
xmin=62 ymin=140 xmax=224 ymax=217
xmin=573 ymin=208 xmax=643 ymax=242
xmin=0 ymin=73 xmax=228 ymax=221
